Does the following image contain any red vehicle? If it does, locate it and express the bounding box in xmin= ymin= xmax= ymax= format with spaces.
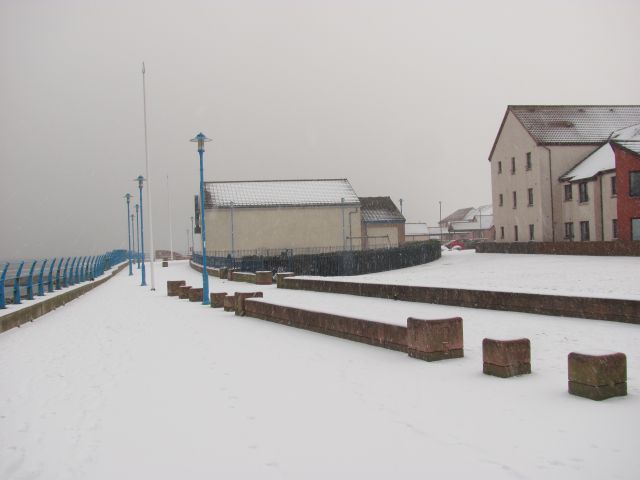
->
xmin=445 ymin=239 xmax=466 ymax=250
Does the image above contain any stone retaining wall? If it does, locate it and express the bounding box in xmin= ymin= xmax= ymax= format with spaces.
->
xmin=280 ymin=278 xmax=640 ymax=324
xmin=0 ymin=263 xmax=128 ymax=334
xmin=476 ymin=241 xmax=640 ymax=256
xmin=244 ymin=299 xmax=408 ymax=352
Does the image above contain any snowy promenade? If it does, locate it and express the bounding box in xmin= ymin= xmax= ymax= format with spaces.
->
xmin=1 ymin=258 xmax=639 ymax=479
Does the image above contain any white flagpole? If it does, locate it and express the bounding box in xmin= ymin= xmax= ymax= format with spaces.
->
xmin=142 ymin=62 xmax=156 ymax=290
xmin=167 ymin=173 xmax=174 ymax=261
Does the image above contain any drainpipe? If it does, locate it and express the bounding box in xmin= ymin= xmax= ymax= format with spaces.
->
xmin=599 ymin=175 xmax=604 ymax=241
xmin=542 ymin=146 xmax=555 ymax=241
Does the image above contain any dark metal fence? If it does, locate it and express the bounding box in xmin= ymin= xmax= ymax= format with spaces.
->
xmin=0 ymin=249 xmax=127 ymax=309
xmin=192 ymin=241 xmax=441 ymax=277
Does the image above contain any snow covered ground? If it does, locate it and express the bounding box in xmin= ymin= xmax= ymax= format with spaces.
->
xmin=0 ymin=259 xmax=639 ymax=479
xmin=315 ymin=249 xmax=640 ymax=300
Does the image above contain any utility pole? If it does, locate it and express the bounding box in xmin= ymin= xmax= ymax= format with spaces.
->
xmin=141 ymin=62 xmax=156 ymax=290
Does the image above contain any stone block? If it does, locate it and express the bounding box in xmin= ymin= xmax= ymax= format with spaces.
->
xmin=223 ymin=295 xmax=235 ymax=311
xmin=167 ymin=280 xmax=186 ymax=296
xmin=255 ymin=271 xmax=273 ymax=285
xmin=234 ymin=291 xmax=264 ymax=316
xmin=482 ymin=338 xmax=531 ymax=378
xmin=210 ymin=292 xmax=227 ymax=308
xmin=407 ymin=317 xmax=463 ymax=361
xmin=162 ymin=261 xmax=168 ymax=267
xmin=568 ymin=352 xmax=627 ymax=400
xmin=276 ymin=272 xmax=295 ymax=288
xmin=218 ymin=268 xmax=228 ymax=279
xmin=227 ymin=268 xmax=237 ymax=280
xmin=188 ymin=288 xmax=203 ymax=302
xmin=178 ymin=285 xmax=192 ymax=299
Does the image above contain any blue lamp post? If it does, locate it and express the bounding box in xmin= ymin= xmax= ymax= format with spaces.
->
xmin=135 ymin=175 xmax=147 ymax=286
xmin=124 ymin=193 xmax=133 ymax=275
xmin=135 ymin=204 xmax=140 ymax=269
xmin=190 ymin=132 xmax=211 ymax=305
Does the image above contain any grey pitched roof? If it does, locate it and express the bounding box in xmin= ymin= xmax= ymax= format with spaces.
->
xmin=359 ymin=197 xmax=405 ymax=223
xmin=489 ymin=105 xmax=640 ymax=160
xmin=204 ymin=179 xmax=360 ymax=208
xmin=611 ymin=123 xmax=640 ymax=156
xmin=439 ymin=207 xmax=474 ymax=225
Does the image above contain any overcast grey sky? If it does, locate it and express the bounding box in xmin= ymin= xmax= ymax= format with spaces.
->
xmin=1 ymin=0 xmax=638 ymax=259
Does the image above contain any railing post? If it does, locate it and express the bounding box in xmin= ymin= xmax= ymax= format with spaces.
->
xmin=62 ymin=257 xmax=71 ymax=287
xmin=13 ymin=261 xmax=25 ymax=305
xmin=69 ymin=257 xmax=77 ymax=286
xmin=93 ymin=256 xmax=99 ymax=279
xmin=74 ymin=257 xmax=81 ymax=284
xmin=0 ymin=263 xmax=8 ymax=309
xmin=85 ymin=256 xmax=92 ymax=281
xmin=47 ymin=258 xmax=56 ymax=293
xmin=26 ymin=260 xmax=37 ymax=300
xmin=79 ymin=256 xmax=86 ymax=283
xmin=56 ymin=258 xmax=64 ymax=289
xmin=37 ymin=259 xmax=48 ymax=296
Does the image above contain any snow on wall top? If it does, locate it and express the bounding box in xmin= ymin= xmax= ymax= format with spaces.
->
xmin=611 ymin=122 xmax=640 ymax=156
xmin=405 ymin=223 xmax=429 ymax=235
xmin=510 ymin=105 xmax=640 ymax=144
xmin=560 ymin=143 xmax=615 ymax=182
xmin=204 ymin=179 xmax=360 ymax=208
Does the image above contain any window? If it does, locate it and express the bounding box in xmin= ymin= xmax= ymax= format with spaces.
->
xmin=529 ymin=224 xmax=534 ymax=241
xmin=526 ymin=152 xmax=532 ymax=171
xmin=498 ymin=161 xmax=502 ymax=174
xmin=511 ymin=157 xmax=516 ymax=174
xmin=632 ymin=218 xmax=640 ymax=241
xmin=514 ymin=225 xmax=519 ymax=241
xmin=500 ymin=226 xmax=504 ymax=239
xmin=499 ymin=193 xmax=503 ymax=206
xmin=580 ymin=221 xmax=590 ymax=241
xmin=564 ymin=184 xmax=572 ymax=201
xmin=528 ymin=188 xmax=534 ymax=206
xmin=611 ymin=176 xmax=617 ymax=196
xmin=579 ymin=182 xmax=589 ymax=203
xmin=630 ymin=171 xmax=640 ymax=197
xmin=612 ymin=219 xmax=618 ymax=239
xmin=512 ymin=191 xmax=517 ymax=209
xmin=564 ymin=222 xmax=574 ymax=240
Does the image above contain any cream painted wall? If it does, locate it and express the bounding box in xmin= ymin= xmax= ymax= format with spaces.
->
xmin=363 ymin=224 xmax=399 ymax=248
xmin=204 ymin=205 xmax=362 ymax=252
xmin=491 ymin=111 xmax=600 ymax=242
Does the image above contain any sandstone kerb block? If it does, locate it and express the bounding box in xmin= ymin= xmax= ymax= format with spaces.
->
xmin=188 ymin=288 xmax=203 ymax=302
xmin=178 ymin=285 xmax=192 ymax=299
xmin=568 ymin=351 xmax=627 ymax=401
xmin=483 ymin=338 xmax=531 ymax=378
xmin=162 ymin=261 xmax=169 ymax=267
xmin=255 ymin=271 xmax=273 ymax=285
xmin=234 ymin=291 xmax=264 ymax=316
xmin=167 ymin=280 xmax=186 ymax=296
xmin=210 ymin=292 xmax=227 ymax=308
xmin=407 ymin=317 xmax=463 ymax=361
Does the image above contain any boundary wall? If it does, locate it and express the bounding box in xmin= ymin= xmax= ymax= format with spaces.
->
xmin=476 ymin=241 xmax=640 ymax=256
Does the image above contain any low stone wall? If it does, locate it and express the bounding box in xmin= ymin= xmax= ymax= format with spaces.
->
xmin=280 ymin=278 xmax=640 ymax=324
xmin=244 ymin=299 xmax=408 ymax=352
xmin=476 ymin=241 xmax=640 ymax=256
xmin=231 ymin=271 xmax=256 ymax=283
xmin=0 ymin=263 xmax=128 ymax=334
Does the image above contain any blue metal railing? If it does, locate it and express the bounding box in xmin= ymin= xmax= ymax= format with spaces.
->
xmin=0 ymin=249 xmax=127 ymax=310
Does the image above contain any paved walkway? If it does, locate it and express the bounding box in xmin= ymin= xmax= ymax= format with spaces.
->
xmin=0 ymin=261 xmax=638 ymax=479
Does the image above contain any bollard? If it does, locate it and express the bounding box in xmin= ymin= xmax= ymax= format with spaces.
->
xmin=234 ymin=291 xmax=264 ymax=316
xmin=482 ymin=338 xmax=531 ymax=378
xmin=255 ymin=271 xmax=272 ymax=285
xmin=188 ymin=288 xmax=203 ymax=302
xmin=178 ymin=285 xmax=192 ymax=299
xmin=167 ymin=280 xmax=186 ymax=296
xmin=210 ymin=292 xmax=227 ymax=308
xmin=568 ymin=351 xmax=627 ymax=401
xmin=223 ymin=295 xmax=235 ymax=311
xmin=407 ymin=317 xmax=464 ymax=361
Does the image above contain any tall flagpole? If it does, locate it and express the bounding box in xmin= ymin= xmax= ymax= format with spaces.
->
xmin=142 ymin=62 xmax=156 ymax=290
xmin=167 ymin=173 xmax=174 ymax=261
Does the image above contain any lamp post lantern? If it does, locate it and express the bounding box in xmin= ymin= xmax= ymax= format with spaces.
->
xmin=135 ymin=176 xmax=147 ymax=286
xmin=190 ymin=132 xmax=212 ymax=305
xmin=124 ymin=193 xmax=133 ymax=275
